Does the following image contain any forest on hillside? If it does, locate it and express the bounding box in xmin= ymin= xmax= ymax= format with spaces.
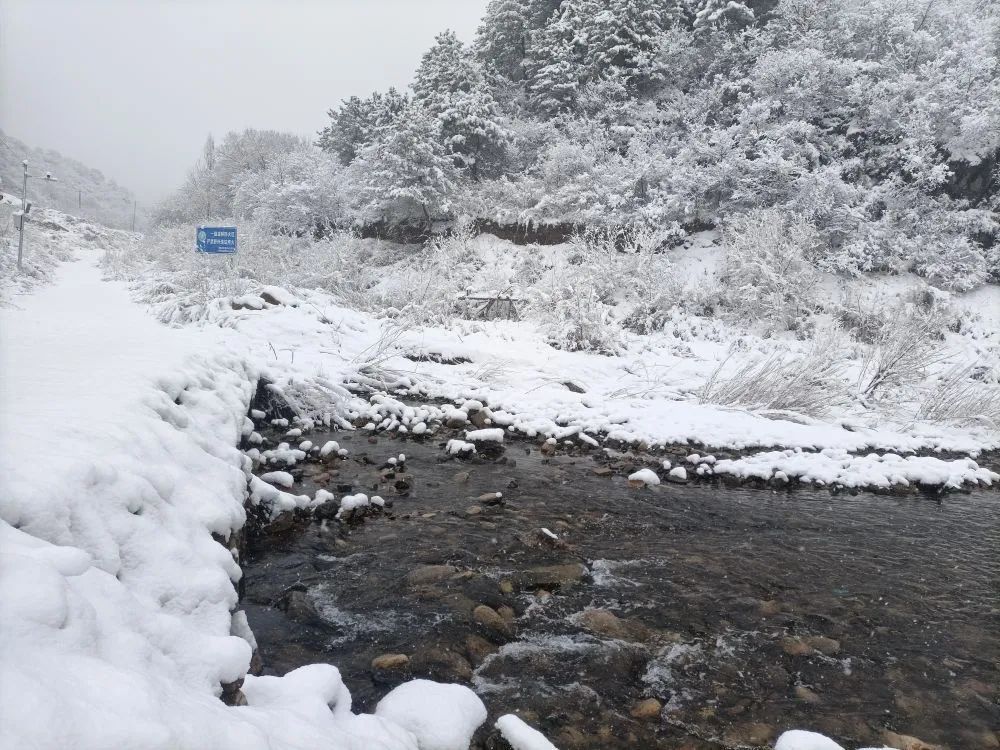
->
xmin=157 ymin=0 xmax=999 ymax=292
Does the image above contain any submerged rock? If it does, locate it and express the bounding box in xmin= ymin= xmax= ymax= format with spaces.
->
xmin=406 ymin=564 xmax=458 ymax=587
xmin=516 ymin=563 xmax=587 ymax=590
xmin=629 ymin=698 xmax=662 ymax=720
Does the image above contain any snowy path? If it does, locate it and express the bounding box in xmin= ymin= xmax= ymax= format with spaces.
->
xmin=0 ymin=251 xmax=220 ymax=476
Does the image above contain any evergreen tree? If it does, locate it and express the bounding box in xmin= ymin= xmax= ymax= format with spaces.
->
xmin=692 ymin=0 xmax=754 ymax=31
xmin=413 ymin=31 xmax=508 ymax=180
xmin=525 ymin=7 xmax=585 ymax=116
xmin=317 ymin=88 xmax=408 ymax=166
xmin=475 ymin=0 xmax=534 ymax=81
xmin=576 ymin=0 xmax=678 ymax=93
xmin=353 ymin=103 xmax=458 ymax=228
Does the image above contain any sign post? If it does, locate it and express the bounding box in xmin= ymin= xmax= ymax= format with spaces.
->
xmin=196 ymin=226 xmax=237 ymax=254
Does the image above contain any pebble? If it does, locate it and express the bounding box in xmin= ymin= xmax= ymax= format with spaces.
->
xmin=473 ymin=604 xmax=514 ymax=639
xmin=881 ymin=730 xmax=945 ymax=750
xmin=629 ymin=698 xmax=662 ymax=720
xmin=464 ymin=634 xmax=498 ymax=666
xmin=409 ymin=647 xmax=473 ymax=682
xmin=465 ymin=505 xmax=483 ymax=516
xmin=794 ymin=685 xmax=822 ymax=704
xmin=371 ymin=653 xmax=409 ymax=671
xmin=453 ymin=471 xmax=470 ymax=483
xmin=516 ymin=563 xmax=587 ymax=590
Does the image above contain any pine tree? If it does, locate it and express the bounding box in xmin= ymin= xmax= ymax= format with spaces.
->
xmin=354 ymin=103 xmax=458 ymax=229
xmin=317 ymin=88 xmax=408 ymax=166
xmin=524 ymin=6 xmax=587 ymax=116
xmin=692 ymin=0 xmax=754 ymax=31
xmin=413 ymin=31 xmax=508 ymax=180
xmin=475 ymin=0 xmax=534 ymax=81
xmin=577 ymin=0 xmax=672 ymax=93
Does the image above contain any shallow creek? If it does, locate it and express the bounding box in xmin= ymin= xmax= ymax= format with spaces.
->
xmin=241 ymin=424 xmax=999 ymax=750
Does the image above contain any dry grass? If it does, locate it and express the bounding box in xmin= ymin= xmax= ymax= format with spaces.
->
xmin=699 ymin=335 xmax=850 ymax=419
xmin=915 ymin=364 xmax=1000 ymax=429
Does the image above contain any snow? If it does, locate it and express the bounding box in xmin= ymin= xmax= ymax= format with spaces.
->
xmin=669 ymin=467 xmax=688 ymax=480
xmin=628 ymin=468 xmax=660 ymax=486
xmin=495 ymin=714 xmax=560 ymax=750
xmin=713 ymin=448 xmax=996 ymax=489
xmin=774 ymin=730 xmax=847 ymax=750
xmin=338 ymin=493 xmax=371 ymax=516
xmin=446 ymin=439 xmax=477 ymax=455
xmin=320 ymin=440 xmax=341 ymax=457
xmin=374 ymin=680 xmax=487 ymax=750
xmin=260 ymin=470 xmax=295 ymax=488
xmin=465 ymin=427 xmax=505 ymax=443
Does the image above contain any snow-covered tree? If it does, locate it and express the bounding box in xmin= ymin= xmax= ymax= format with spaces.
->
xmin=692 ymin=0 xmax=754 ymax=31
xmin=525 ymin=8 xmax=585 ymax=115
xmin=317 ymin=88 xmax=408 ymax=165
xmin=475 ymin=0 xmax=534 ymax=80
xmin=351 ymin=103 xmax=459 ymax=229
xmin=576 ymin=0 xmax=674 ymax=92
xmin=413 ymin=31 xmax=508 ymax=179
xmin=231 ymin=148 xmax=343 ymax=236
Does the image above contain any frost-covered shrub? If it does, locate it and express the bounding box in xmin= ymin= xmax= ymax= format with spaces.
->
xmin=527 ymin=246 xmax=622 ymax=354
xmin=909 ymin=235 xmax=990 ymax=293
xmin=718 ymin=210 xmax=821 ymax=330
xmin=368 ymin=221 xmax=479 ymax=326
xmin=534 ymin=283 xmax=622 ymax=354
xmin=857 ymin=304 xmax=949 ymax=401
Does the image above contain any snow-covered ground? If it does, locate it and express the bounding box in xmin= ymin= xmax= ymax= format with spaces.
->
xmin=1 ymin=214 xmax=997 ymax=749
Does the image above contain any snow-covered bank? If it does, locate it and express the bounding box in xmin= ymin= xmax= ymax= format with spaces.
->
xmin=0 ymin=253 xmax=481 ymax=749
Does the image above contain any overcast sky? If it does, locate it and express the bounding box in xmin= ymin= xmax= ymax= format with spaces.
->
xmin=0 ymin=0 xmax=489 ymax=204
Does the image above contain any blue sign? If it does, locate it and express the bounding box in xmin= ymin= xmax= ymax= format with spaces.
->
xmin=197 ymin=226 xmax=237 ymax=254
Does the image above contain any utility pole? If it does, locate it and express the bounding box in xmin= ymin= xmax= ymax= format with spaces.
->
xmin=17 ymin=161 xmax=27 ymax=271
xmin=131 ymin=200 xmax=137 ymax=232
xmin=15 ymin=160 xmax=58 ymax=271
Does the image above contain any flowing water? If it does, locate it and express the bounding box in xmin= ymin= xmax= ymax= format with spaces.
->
xmin=241 ymin=424 xmax=999 ymax=750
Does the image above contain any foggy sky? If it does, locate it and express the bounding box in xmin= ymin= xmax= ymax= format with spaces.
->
xmin=0 ymin=0 xmax=489 ymax=205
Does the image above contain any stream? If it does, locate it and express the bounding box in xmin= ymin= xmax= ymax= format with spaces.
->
xmin=241 ymin=420 xmax=999 ymax=750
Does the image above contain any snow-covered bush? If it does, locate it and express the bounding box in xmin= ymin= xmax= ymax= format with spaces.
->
xmin=857 ymin=304 xmax=949 ymax=401
xmin=534 ymin=282 xmax=622 ymax=354
xmin=370 ymin=227 xmax=474 ymax=326
xmin=718 ymin=210 xmax=821 ymax=330
xmin=231 ymin=149 xmax=344 ymax=236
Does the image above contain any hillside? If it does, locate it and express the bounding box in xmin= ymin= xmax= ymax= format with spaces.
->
xmin=0 ymin=130 xmax=144 ymax=231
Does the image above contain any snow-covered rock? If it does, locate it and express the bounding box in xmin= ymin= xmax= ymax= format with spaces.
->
xmin=260 ymin=470 xmax=294 ymax=488
xmin=628 ymin=468 xmax=660 ymax=486
xmin=446 ymin=439 xmax=477 ymax=455
xmin=466 ymin=427 xmax=504 ymax=443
